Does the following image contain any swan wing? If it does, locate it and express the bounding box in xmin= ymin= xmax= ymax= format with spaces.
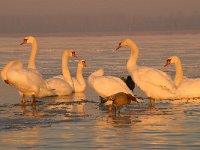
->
xmin=91 ymin=76 xmax=133 ymax=98
xmin=107 ymin=76 xmax=134 ymax=96
xmin=134 ymin=67 xmax=176 ymax=92
xmin=46 ymin=78 xmax=72 ymax=96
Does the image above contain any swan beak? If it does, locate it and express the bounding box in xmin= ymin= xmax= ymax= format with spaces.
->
xmin=115 ymin=43 xmax=122 ymax=51
xmin=72 ymin=53 xmax=78 ymax=58
xmin=4 ymin=80 xmax=10 ymax=85
xmin=82 ymin=60 xmax=86 ymax=67
xmin=20 ymin=39 xmax=28 ymax=45
xmin=164 ymin=59 xmax=171 ymax=67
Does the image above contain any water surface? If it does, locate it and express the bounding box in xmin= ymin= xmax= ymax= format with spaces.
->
xmin=0 ymin=34 xmax=200 ymax=149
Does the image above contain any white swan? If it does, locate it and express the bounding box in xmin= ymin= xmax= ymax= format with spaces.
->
xmin=20 ymin=36 xmax=56 ymax=97
xmin=46 ymin=50 xmax=77 ymax=96
xmin=115 ymin=38 xmax=176 ymax=103
xmin=72 ymin=60 xmax=86 ymax=93
xmin=164 ymin=56 xmax=200 ymax=98
xmin=1 ymin=36 xmax=55 ymax=102
xmin=88 ymin=69 xmax=134 ymax=98
xmin=1 ymin=60 xmax=54 ymax=103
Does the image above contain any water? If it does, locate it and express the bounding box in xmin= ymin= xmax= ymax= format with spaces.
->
xmin=0 ymin=33 xmax=200 ymax=149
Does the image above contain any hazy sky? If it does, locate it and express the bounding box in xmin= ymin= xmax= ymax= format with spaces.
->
xmin=0 ymin=0 xmax=200 ymax=33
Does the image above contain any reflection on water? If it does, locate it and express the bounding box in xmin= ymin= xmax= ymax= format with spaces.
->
xmin=0 ymin=34 xmax=200 ymax=149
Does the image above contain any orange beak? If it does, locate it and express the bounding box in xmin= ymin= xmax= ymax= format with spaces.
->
xmin=82 ymin=61 xmax=86 ymax=67
xmin=20 ymin=39 xmax=28 ymax=45
xmin=164 ymin=59 xmax=171 ymax=67
xmin=4 ymin=80 xmax=10 ymax=85
xmin=72 ymin=52 xmax=78 ymax=58
xmin=115 ymin=43 xmax=122 ymax=51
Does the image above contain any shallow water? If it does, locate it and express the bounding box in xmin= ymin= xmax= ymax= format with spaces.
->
xmin=0 ymin=34 xmax=200 ymax=149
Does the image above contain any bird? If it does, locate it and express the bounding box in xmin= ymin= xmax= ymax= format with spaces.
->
xmin=120 ymin=75 xmax=135 ymax=91
xmin=103 ymin=92 xmax=138 ymax=114
xmin=1 ymin=36 xmax=55 ymax=104
xmin=1 ymin=60 xmax=52 ymax=104
xmin=115 ymin=38 xmax=176 ymax=108
xmin=164 ymin=56 xmax=200 ymax=99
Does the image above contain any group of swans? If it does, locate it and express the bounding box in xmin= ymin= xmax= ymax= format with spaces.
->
xmin=46 ymin=50 xmax=86 ymax=95
xmin=115 ymin=38 xmax=200 ymax=105
xmin=1 ymin=36 xmax=199 ymax=107
xmin=1 ymin=36 xmax=86 ymax=104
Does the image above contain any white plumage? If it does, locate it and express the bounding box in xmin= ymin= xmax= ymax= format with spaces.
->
xmin=88 ymin=69 xmax=134 ymax=98
xmin=116 ymin=38 xmax=176 ymax=100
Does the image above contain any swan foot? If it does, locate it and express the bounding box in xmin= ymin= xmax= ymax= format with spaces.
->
xmin=149 ymin=98 xmax=155 ymax=109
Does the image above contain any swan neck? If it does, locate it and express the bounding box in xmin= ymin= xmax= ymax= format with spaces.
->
xmin=76 ymin=66 xmax=85 ymax=84
xmin=174 ymin=59 xmax=183 ymax=86
xmin=28 ymin=40 xmax=38 ymax=69
xmin=62 ymin=53 xmax=73 ymax=88
xmin=127 ymin=42 xmax=138 ymax=73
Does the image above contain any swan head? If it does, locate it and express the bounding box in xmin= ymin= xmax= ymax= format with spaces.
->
xmin=78 ymin=60 xmax=86 ymax=67
xmin=116 ymin=38 xmax=133 ymax=50
xmin=164 ymin=56 xmax=180 ymax=67
xmin=20 ymin=36 xmax=36 ymax=45
xmin=64 ymin=50 xmax=78 ymax=58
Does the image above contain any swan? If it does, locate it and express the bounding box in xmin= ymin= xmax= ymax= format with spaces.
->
xmin=46 ymin=50 xmax=77 ymax=96
xmin=115 ymin=38 xmax=176 ymax=106
xmin=72 ymin=60 xmax=86 ymax=93
xmin=1 ymin=60 xmax=54 ymax=103
xmin=164 ymin=56 xmax=200 ymax=98
xmin=1 ymin=36 xmax=55 ymax=102
xmin=88 ymin=69 xmax=134 ymax=99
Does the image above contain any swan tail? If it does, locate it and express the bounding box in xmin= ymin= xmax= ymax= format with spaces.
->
xmin=91 ymin=69 xmax=104 ymax=77
xmin=88 ymin=69 xmax=104 ymax=87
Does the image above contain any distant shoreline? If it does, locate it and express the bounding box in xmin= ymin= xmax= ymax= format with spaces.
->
xmin=0 ymin=30 xmax=200 ymax=37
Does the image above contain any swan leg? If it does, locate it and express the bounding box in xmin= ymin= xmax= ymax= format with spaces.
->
xmin=31 ymin=104 xmax=37 ymax=116
xmin=149 ymin=98 xmax=155 ymax=109
xmin=108 ymin=105 xmax=112 ymax=111
xmin=31 ymin=95 xmax=36 ymax=105
xmin=21 ymin=94 xmax=26 ymax=104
